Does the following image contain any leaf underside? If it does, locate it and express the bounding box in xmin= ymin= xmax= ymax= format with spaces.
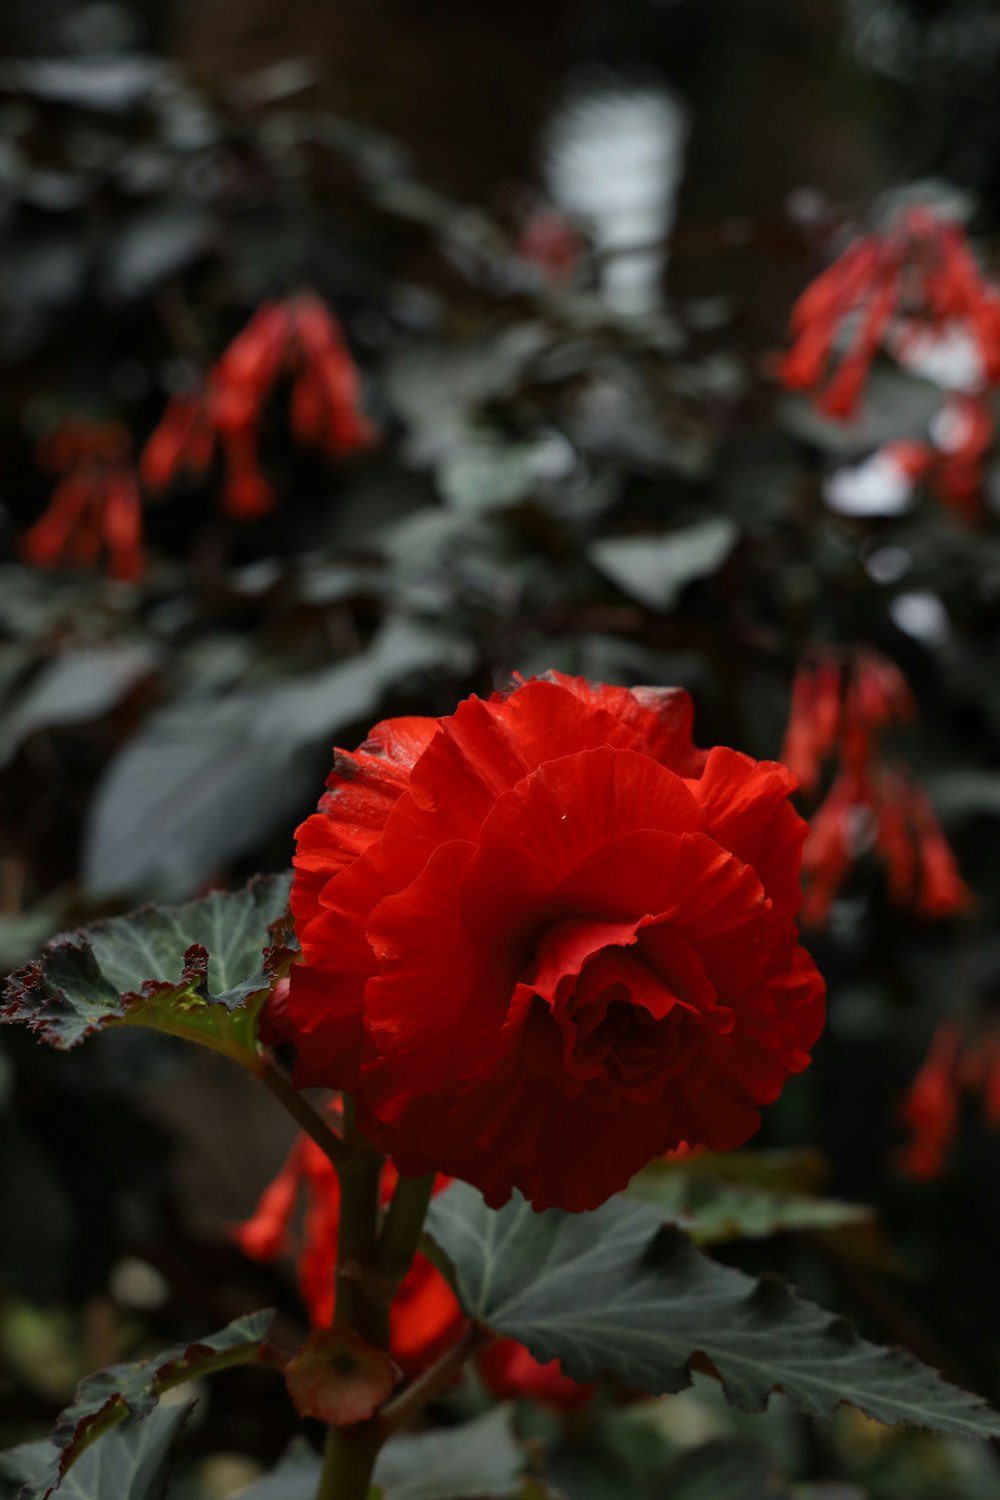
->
xmin=0 ymin=1401 xmax=195 ymax=1500
xmin=426 ymin=1183 xmax=1000 ymax=1439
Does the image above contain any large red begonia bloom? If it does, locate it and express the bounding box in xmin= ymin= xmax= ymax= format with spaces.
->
xmin=286 ymin=673 xmax=825 ymax=1212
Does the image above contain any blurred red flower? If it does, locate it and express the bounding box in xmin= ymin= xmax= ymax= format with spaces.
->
xmin=24 ymin=420 xmax=145 ymax=582
xmin=786 ymin=652 xmax=971 ymax=926
xmin=778 ymin=206 xmax=1000 ymax=420
xmin=142 ymin=294 xmax=375 ymax=518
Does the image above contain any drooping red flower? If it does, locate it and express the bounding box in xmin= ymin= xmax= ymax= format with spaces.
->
xmin=286 ymin=672 xmax=825 ymax=1213
xmin=25 ymin=420 xmax=145 ymax=582
xmin=141 ymin=294 xmax=374 ymax=518
xmin=778 ymin=206 xmax=1000 ymax=420
xmin=788 ymin=650 xmax=970 ymax=927
xmin=234 ymin=1137 xmax=462 ymax=1373
xmin=899 ymin=1020 xmax=963 ymax=1181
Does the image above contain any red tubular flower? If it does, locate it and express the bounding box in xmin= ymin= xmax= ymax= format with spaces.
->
xmin=906 ymin=787 xmax=973 ymax=919
xmin=779 ymin=207 xmax=1000 ymax=419
xmin=899 ymin=1020 xmax=962 ymax=1181
xmin=24 ymin=421 xmax=145 ymax=581
xmin=781 ymin=661 xmax=842 ymax=797
xmin=235 ymin=1140 xmax=462 ymax=1372
xmin=478 ymin=1339 xmax=592 ymax=1410
xmin=140 ymin=294 xmax=374 ymax=518
xmin=799 ymin=769 xmax=865 ymax=927
xmin=286 ymin=673 xmax=825 ymax=1213
xmin=141 ymin=396 xmax=215 ymax=493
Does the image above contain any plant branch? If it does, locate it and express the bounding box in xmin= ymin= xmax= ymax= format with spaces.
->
xmin=252 ymin=1055 xmax=362 ymax=1174
xmin=380 ymin=1322 xmax=491 ymax=1438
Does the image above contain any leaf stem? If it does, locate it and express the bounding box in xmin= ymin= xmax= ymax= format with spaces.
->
xmin=252 ymin=1055 xmax=365 ymax=1174
xmin=379 ymin=1322 xmax=490 ymax=1438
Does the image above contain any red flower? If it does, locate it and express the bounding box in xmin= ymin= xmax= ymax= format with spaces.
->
xmin=286 ymin=672 xmax=825 ymax=1212
xmin=141 ymin=295 xmax=374 ymax=518
xmin=779 ymin=207 xmax=1000 ymax=420
xmin=24 ymin=420 xmax=145 ymax=581
xmin=478 ymin=1339 xmax=592 ymax=1410
xmin=899 ymin=1020 xmax=962 ymax=1180
xmin=788 ymin=650 xmax=970 ymax=927
xmin=235 ymin=1137 xmax=461 ymax=1372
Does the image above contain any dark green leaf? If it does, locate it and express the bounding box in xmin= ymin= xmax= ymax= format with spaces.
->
xmin=660 ymin=1438 xmax=786 ymax=1500
xmin=1 ymin=874 xmax=294 ymax=1061
xmin=8 ymin=1314 xmax=274 ymax=1500
xmin=83 ymin=618 xmax=459 ymax=900
xmin=0 ymin=1401 xmax=194 ymax=1500
xmin=589 ymin=520 xmax=738 ymax=611
xmin=0 ymin=644 xmax=160 ymax=768
xmin=373 ymin=1408 xmax=524 ymax=1500
xmin=426 ymin=1185 xmax=1000 ymax=1438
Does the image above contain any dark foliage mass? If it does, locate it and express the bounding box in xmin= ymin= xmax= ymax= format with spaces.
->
xmin=1 ymin=1 xmax=1000 ymax=1497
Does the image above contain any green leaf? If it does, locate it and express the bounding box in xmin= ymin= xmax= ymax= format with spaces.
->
xmin=659 ymin=1439 xmax=786 ymax=1500
xmin=627 ymin=1160 xmax=871 ymax=1243
xmin=1 ymin=874 xmax=294 ymax=1062
xmin=589 ymin=519 xmax=738 ymax=611
xmin=425 ymin=1184 xmax=1000 ymax=1438
xmin=2 ymin=1310 xmax=271 ymax=1500
xmin=0 ymin=1401 xmax=194 ymax=1500
xmin=544 ymin=1435 xmax=786 ymax=1500
xmin=83 ymin=618 xmax=460 ymax=900
xmin=230 ymin=1412 xmax=525 ymax=1500
xmin=227 ymin=1439 xmax=319 ymax=1500
xmin=373 ymin=1408 xmax=524 ymax=1500
xmin=0 ymin=643 xmax=160 ymax=768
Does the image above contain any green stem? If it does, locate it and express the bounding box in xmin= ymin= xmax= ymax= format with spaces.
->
xmin=313 ymin=1116 xmax=439 ymax=1499
xmin=252 ymin=1055 xmax=361 ymax=1175
xmin=380 ymin=1322 xmax=490 ymax=1437
xmin=376 ymin=1173 xmax=435 ymax=1280
xmin=313 ymin=1099 xmax=387 ymax=1500
xmin=316 ymin=1424 xmax=383 ymax=1500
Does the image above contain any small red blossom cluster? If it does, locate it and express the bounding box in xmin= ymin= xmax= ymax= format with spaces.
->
xmin=285 ymin=672 xmax=824 ymax=1213
xmin=22 ymin=295 xmax=372 ymax=581
xmin=899 ymin=1019 xmax=1000 ymax=1180
xmin=844 ymin=395 xmax=994 ymax=521
xmin=23 ymin=421 xmax=145 ymax=582
xmin=784 ymin=651 xmax=971 ymax=926
xmin=142 ymin=295 xmax=375 ymax=519
xmin=235 ymin=1128 xmax=589 ymax=1406
xmin=779 ymin=205 xmax=1000 ymax=421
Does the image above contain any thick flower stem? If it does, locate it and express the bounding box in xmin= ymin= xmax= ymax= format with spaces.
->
xmin=376 ymin=1172 xmax=435 ymax=1280
xmin=313 ymin=1100 xmax=389 ymax=1500
xmin=316 ymin=1424 xmax=382 ymax=1500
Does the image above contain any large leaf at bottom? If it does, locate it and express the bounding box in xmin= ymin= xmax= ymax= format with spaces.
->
xmin=0 ymin=1401 xmax=193 ymax=1500
xmin=373 ymin=1408 xmax=524 ymax=1500
xmin=7 ymin=1310 xmax=273 ymax=1500
xmin=425 ymin=1184 xmax=1000 ymax=1438
xmin=233 ymin=1411 xmax=524 ymax=1500
xmin=1 ymin=874 xmax=294 ymax=1061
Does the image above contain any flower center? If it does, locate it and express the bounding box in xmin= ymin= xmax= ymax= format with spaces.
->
xmin=515 ymin=916 xmax=733 ymax=1108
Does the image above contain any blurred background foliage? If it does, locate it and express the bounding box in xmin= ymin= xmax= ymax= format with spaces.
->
xmin=2 ymin=0 xmax=1000 ymax=1496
